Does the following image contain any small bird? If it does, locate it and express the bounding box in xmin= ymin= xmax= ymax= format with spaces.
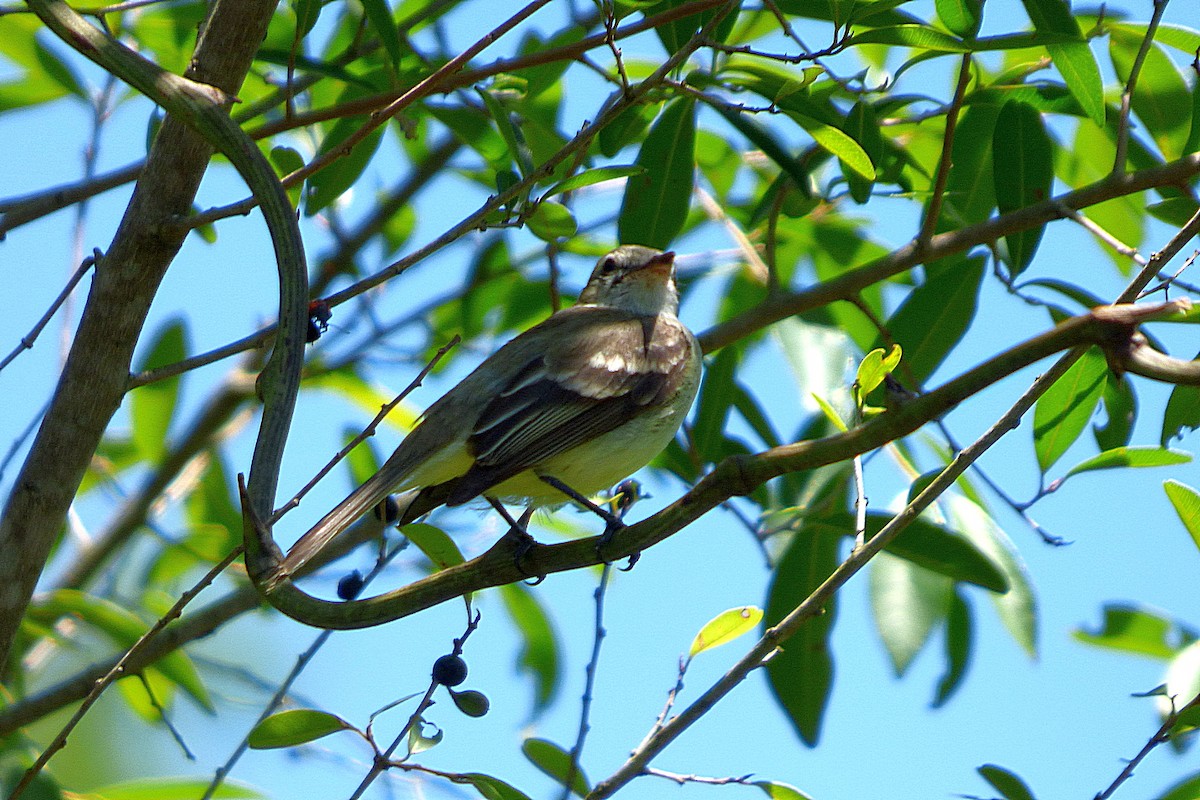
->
xmin=281 ymin=245 xmax=702 ymax=576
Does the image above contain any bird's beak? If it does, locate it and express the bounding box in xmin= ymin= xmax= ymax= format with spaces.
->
xmin=640 ymin=250 xmax=676 ymax=277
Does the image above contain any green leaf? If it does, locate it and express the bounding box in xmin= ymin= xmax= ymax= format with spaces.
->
xmin=450 ymin=688 xmax=491 ymax=717
xmin=618 ymin=98 xmax=696 ymax=249
xmin=28 ymin=590 xmax=213 ymax=711
xmin=403 ymin=523 xmax=465 ymax=571
xmin=541 ymin=165 xmax=644 ymax=199
xmin=477 ymin=87 xmax=528 ymax=176
xmin=500 ymin=583 xmax=561 ymax=714
xmin=856 ymin=345 xmax=902 ymax=401
xmin=521 ymin=738 xmax=589 ymax=798
xmin=90 ymin=777 xmax=263 ymax=799
xmin=870 ymin=552 xmax=953 ymax=674
xmin=361 ymin=0 xmax=402 ymax=72
xmin=712 ymin=105 xmax=811 ymax=190
xmin=936 ymin=0 xmax=982 ymax=38
xmin=845 ymin=513 xmax=1008 ymax=592
xmin=247 ymin=709 xmax=353 ymax=749
xmin=764 ymin=526 xmax=840 ymax=746
xmin=811 ymin=393 xmax=849 ymax=433
xmin=526 ymin=200 xmax=577 ymax=241
xmin=598 ymin=102 xmax=659 ymax=158
xmin=788 ymin=113 xmax=875 ymax=179
xmin=291 ymin=0 xmax=322 ymax=38
xmin=1074 ymin=604 xmax=1179 ymax=660
xmin=305 ymin=91 xmax=387 ymax=215
xmin=269 ymin=145 xmax=305 ymax=208
xmin=1164 ymin=480 xmax=1200 ymax=554
xmin=846 ymin=24 xmax=970 ymax=52
xmin=1060 ymin=447 xmax=1191 ymax=481
xmin=947 ymin=496 xmax=1038 ymax=657
xmin=693 ymin=347 xmax=740 ymax=461
xmin=459 ymin=774 xmax=533 ymax=800
xmin=978 ymin=763 xmax=1037 ymax=800
xmin=1032 ymin=348 xmax=1107 ymax=472
xmin=689 ymin=606 xmax=763 ymax=658
xmin=877 ymin=257 xmax=984 ymax=386
xmin=992 ymin=101 xmax=1054 ymax=276
xmin=1157 ymin=771 xmax=1200 ymax=800
xmin=1161 ymin=378 xmax=1200 ymax=446
xmin=130 ymin=319 xmax=188 ymax=461
xmin=653 ymin=0 xmax=741 ymax=55
xmin=1109 ymin=29 xmax=1190 ymax=159
xmin=753 ymin=781 xmax=814 ymax=800
xmin=933 ymin=589 xmax=974 ymax=706
xmin=1020 ymin=0 xmax=1103 ymax=124
xmin=1093 ymin=377 xmax=1137 ymax=451
xmin=841 ymin=100 xmax=883 ymax=202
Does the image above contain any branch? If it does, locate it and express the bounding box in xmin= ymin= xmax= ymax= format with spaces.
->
xmin=698 ymin=152 xmax=1200 ymax=354
xmin=245 ymin=301 xmax=1192 ymax=630
xmin=0 ymin=0 xmax=299 ymax=670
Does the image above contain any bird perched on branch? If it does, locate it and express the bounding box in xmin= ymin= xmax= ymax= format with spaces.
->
xmin=281 ymin=245 xmax=701 ymax=576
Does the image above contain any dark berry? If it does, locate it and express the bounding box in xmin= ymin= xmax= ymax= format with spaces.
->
xmin=432 ymin=654 xmax=468 ymax=687
xmin=337 ymin=570 xmax=364 ymax=600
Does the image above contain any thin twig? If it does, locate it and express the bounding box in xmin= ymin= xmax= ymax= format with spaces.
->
xmin=8 ymin=547 xmax=243 ymax=800
xmin=917 ymin=53 xmax=973 ymax=248
xmin=0 ymin=250 xmax=98 ymax=374
xmin=561 ymin=562 xmax=613 ymax=800
xmin=1112 ymin=0 xmax=1171 ymax=174
xmin=1094 ymin=690 xmax=1200 ymax=800
xmin=201 ymin=539 xmax=411 ymax=800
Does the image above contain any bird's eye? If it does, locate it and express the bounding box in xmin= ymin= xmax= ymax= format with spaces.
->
xmin=600 ymin=256 xmax=618 ymax=275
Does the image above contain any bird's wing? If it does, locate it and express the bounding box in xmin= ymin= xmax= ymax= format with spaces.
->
xmin=446 ymin=309 xmax=690 ymax=504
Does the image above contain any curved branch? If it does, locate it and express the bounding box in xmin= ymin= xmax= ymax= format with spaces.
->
xmin=248 ymin=301 xmax=1191 ymax=629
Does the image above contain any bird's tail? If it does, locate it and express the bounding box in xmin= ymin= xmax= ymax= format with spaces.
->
xmin=280 ymin=468 xmax=403 ymax=578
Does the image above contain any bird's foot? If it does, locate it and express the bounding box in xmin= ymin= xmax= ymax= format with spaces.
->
xmin=486 ymin=499 xmax=544 ymax=583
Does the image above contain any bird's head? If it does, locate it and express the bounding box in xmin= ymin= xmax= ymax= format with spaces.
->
xmin=578 ymin=245 xmax=679 ymax=316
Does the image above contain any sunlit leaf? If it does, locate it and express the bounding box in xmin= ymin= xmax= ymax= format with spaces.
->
xmin=754 ymin=781 xmax=814 ymax=800
xmin=28 ymin=590 xmax=213 ymax=711
xmin=1074 ymin=603 xmax=1179 ymax=660
xmin=1109 ymin=28 xmax=1190 ymax=159
xmin=947 ymin=496 xmax=1038 ymax=657
xmin=526 ymin=200 xmax=577 ymax=241
xmin=1164 ymin=480 xmax=1200 ymax=554
xmin=1060 ymin=447 xmax=1191 ymax=481
xmin=90 ymin=777 xmax=263 ymax=799
xmin=846 ymin=24 xmax=969 ymax=52
xmin=459 ymin=774 xmax=533 ymax=800
xmin=936 ymin=0 xmax=982 ymax=37
xmin=404 ymin=522 xmax=465 ymax=571
xmin=689 ymin=606 xmax=763 ymax=658
xmin=788 ymin=113 xmax=875 ymax=179
xmin=247 ymin=709 xmax=353 ymax=749
xmin=1033 ymin=348 xmax=1107 ymax=472
xmin=541 ymin=165 xmax=644 ymax=199
xmin=870 ymin=552 xmax=953 ymax=675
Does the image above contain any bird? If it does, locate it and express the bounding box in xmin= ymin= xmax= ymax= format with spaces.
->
xmin=280 ymin=245 xmax=702 ymax=577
